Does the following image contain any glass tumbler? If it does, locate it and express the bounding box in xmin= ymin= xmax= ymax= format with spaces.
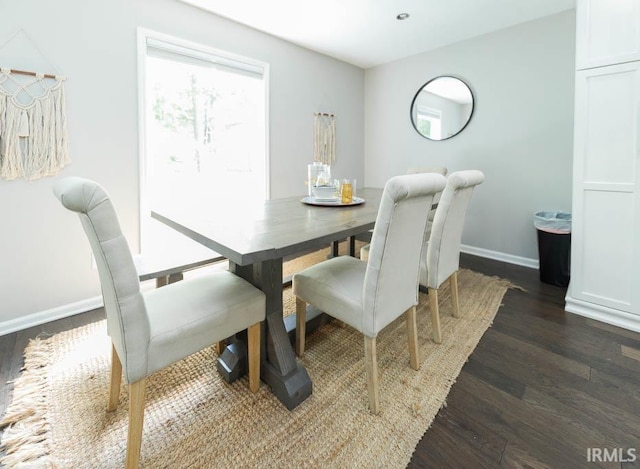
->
xmin=341 ymin=178 xmax=356 ymax=204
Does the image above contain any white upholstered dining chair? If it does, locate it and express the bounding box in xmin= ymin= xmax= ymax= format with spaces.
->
xmin=407 ymin=166 xmax=448 ymax=222
xmin=293 ymin=173 xmax=447 ymax=414
xmin=360 ymin=166 xmax=447 ymax=262
xmin=53 ymin=177 xmax=265 ymax=468
xmin=420 ymin=170 xmax=484 ymax=343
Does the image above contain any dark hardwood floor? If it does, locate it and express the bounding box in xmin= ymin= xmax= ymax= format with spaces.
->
xmin=409 ymin=254 xmax=640 ymax=468
xmin=2 ymin=253 xmax=640 ymax=468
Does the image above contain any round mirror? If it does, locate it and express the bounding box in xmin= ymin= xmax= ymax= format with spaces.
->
xmin=410 ymin=76 xmax=474 ymax=141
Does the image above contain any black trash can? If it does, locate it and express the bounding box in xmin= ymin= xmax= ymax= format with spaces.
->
xmin=534 ymin=211 xmax=571 ymax=287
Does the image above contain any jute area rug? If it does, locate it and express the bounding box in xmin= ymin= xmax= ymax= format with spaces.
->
xmin=1 ymin=247 xmax=512 ymax=468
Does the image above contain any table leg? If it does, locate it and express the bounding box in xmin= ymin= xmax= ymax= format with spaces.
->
xmin=218 ymin=258 xmax=312 ymax=410
xmin=331 ymin=236 xmax=356 ymax=258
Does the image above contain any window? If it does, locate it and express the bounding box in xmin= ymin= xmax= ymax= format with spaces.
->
xmin=416 ymin=106 xmax=442 ymax=140
xmin=138 ymin=30 xmax=268 ymax=251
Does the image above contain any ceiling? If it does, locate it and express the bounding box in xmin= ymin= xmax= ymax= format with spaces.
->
xmin=180 ymin=0 xmax=576 ymax=69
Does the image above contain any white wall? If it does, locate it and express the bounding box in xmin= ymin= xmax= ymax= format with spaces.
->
xmin=364 ymin=11 xmax=575 ymax=266
xmin=0 ymin=0 xmax=364 ymax=334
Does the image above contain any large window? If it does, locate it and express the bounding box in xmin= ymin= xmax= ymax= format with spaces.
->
xmin=138 ymin=31 xmax=268 ymax=251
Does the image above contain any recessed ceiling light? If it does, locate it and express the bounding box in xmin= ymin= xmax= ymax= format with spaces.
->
xmin=396 ymin=13 xmax=410 ymax=20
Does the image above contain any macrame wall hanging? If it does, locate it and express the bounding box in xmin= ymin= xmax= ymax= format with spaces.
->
xmin=313 ymin=112 xmax=336 ymax=165
xmin=0 ymin=29 xmax=70 ymax=181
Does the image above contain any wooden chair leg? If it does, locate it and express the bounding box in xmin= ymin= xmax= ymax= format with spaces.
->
xmin=450 ymin=271 xmax=460 ymax=318
xmin=107 ymin=344 xmax=122 ymax=411
xmin=247 ymin=323 xmax=261 ymax=393
xmin=364 ymin=336 xmax=380 ymax=415
xmin=360 ymin=244 xmax=370 ymax=262
xmin=295 ymin=297 xmax=307 ymax=357
xmin=126 ymin=379 xmax=146 ymax=469
xmin=155 ymin=276 xmax=168 ymax=288
xmin=428 ymin=288 xmax=442 ymax=344
xmin=406 ymin=306 xmax=419 ymax=370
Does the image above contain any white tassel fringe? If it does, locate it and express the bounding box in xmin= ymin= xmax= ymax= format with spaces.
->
xmin=313 ymin=113 xmax=336 ymax=165
xmin=0 ymin=75 xmax=70 ymax=181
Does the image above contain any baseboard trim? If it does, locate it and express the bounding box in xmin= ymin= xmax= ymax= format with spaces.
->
xmin=461 ymin=244 xmax=539 ymax=269
xmin=565 ymin=295 xmax=640 ymax=333
xmin=1 ymin=245 xmax=537 ymax=337
xmin=0 ymin=296 xmax=104 ymax=337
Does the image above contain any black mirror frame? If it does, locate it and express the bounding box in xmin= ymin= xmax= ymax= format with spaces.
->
xmin=410 ymin=75 xmax=475 ymax=141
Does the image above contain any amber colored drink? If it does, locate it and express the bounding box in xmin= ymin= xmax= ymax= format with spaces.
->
xmin=341 ymin=182 xmax=353 ymax=204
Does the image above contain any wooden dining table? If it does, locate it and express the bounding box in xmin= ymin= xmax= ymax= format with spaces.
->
xmin=152 ymin=187 xmax=384 ymax=410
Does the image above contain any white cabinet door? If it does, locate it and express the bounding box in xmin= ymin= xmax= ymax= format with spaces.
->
xmin=571 ymin=62 xmax=640 ymax=313
xmin=576 ymin=0 xmax=640 ymax=70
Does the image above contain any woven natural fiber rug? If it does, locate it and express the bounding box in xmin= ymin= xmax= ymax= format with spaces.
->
xmin=1 ymin=249 xmax=511 ymax=468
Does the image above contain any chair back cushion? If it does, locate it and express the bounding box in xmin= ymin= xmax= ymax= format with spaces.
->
xmin=406 ymin=166 xmax=448 ymax=176
xmin=363 ymin=173 xmax=446 ymax=336
xmin=406 ymin=166 xmax=448 ymax=222
xmin=426 ymin=170 xmax=485 ymax=288
xmin=54 ymin=177 xmax=149 ymax=382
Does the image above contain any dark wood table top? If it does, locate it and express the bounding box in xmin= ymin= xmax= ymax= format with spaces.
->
xmin=151 ymin=187 xmax=383 ymax=265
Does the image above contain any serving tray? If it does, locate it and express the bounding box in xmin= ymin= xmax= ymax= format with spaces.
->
xmin=301 ymin=196 xmax=365 ymax=207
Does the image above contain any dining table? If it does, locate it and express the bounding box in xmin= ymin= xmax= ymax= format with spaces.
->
xmin=151 ymin=187 xmax=384 ymax=410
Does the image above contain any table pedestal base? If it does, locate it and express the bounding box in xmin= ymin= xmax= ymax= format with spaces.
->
xmin=217 ymin=340 xmax=312 ymax=410
xmin=262 ymin=362 xmax=312 ymax=410
xmin=218 ymin=258 xmax=313 ymax=410
xmin=216 ymin=340 xmax=247 ymax=383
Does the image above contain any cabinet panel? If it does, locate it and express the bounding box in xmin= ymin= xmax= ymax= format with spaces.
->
xmin=582 ymin=65 xmax=639 ymax=183
xmin=575 ymin=190 xmax=634 ymax=311
xmin=572 ymin=63 xmax=640 ymax=314
xmin=576 ymin=0 xmax=640 ymax=70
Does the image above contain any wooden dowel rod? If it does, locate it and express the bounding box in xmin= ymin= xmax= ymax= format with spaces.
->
xmin=5 ymin=68 xmax=57 ymax=79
